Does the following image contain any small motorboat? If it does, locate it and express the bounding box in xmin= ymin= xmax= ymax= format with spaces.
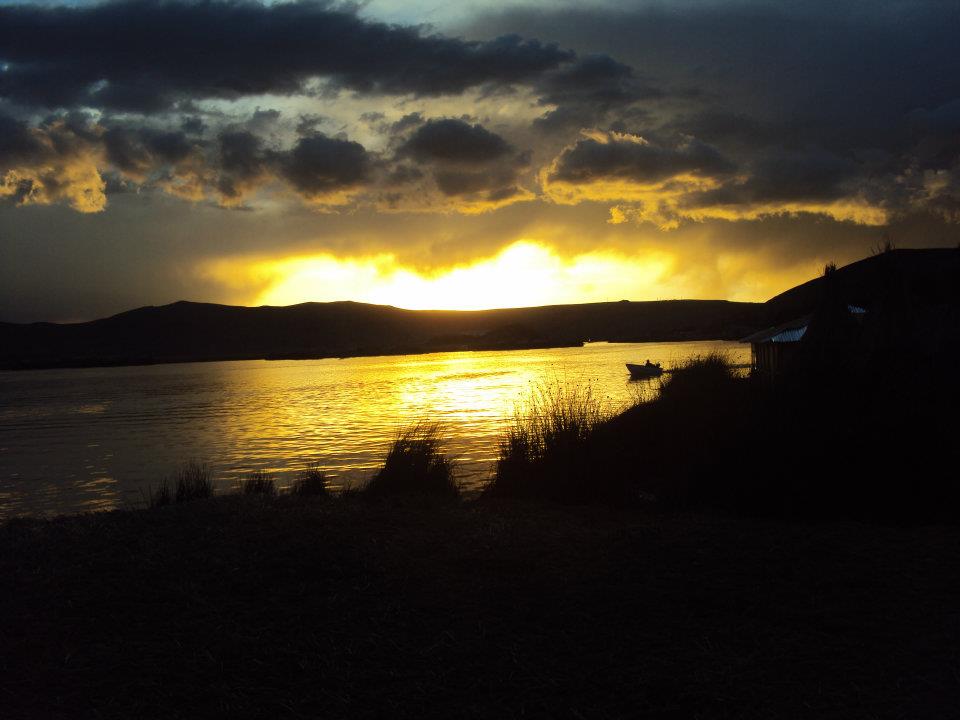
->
xmin=626 ymin=361 xmax=663 ymax=378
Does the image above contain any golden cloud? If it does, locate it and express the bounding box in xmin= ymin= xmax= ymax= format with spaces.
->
xmin=541 ymin=130 xmax=889 ymax=229
xmin=608 ymin=198 xmax=889 ymax=229
xmin=1 ymin=156 xmax=106 ymax=213
xmin=0 ymin=120 xmax=107 ymax=213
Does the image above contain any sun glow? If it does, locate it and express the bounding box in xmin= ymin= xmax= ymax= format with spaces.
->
xmin=202 ymin=241 xmax=682 ymax=310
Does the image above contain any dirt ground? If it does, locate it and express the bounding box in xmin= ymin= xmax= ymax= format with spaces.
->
xmin=2 ymin=495 xmax=959 ymax=719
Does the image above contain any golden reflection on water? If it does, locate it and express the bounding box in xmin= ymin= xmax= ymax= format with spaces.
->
xmin=75 ymin=476 xmax=121 ymax=512
xmin=0 ymin=341 xmax=749 ymax=517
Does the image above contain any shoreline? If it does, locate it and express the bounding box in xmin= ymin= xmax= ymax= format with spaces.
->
xmin=0 ymin=338 xmax=583 ymax=373
xmin=0 ymin=334 xmax=748 ymax=373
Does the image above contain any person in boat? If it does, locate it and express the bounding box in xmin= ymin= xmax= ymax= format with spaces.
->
xmin=645 ymin=359 xmax=652 ymax=366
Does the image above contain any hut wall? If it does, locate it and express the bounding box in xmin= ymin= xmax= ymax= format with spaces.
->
xmin=752 ymin=341 xmax=801 ymax=378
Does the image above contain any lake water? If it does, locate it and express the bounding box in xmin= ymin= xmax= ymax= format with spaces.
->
xmin=0 ymin=340 xmax=748 ymax=518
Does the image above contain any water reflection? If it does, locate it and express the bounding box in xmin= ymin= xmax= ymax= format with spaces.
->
xmin=0 ymin=341 xmax=748 ymax=517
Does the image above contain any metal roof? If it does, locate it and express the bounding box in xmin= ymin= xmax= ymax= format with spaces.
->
xmin=739 ymin=315 xmax=811 ymax=344
xmin=740 ymin=304 xmax=868 ymax=345
xmin=768 ymin=326 xmax=807 ymax=343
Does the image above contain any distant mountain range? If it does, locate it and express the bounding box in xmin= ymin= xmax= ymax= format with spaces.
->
xmin=2 ymin=248 xmax=957 ymax=370
xmin=0 ymin=299 xmax=762 ymax=370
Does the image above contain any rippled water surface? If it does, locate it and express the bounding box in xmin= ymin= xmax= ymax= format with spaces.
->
xmin=0 ymin=341 xmax=748 ymax=517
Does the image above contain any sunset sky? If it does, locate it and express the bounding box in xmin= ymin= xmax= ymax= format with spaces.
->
xmin=1 ymin=0 xmax=959 ymax=322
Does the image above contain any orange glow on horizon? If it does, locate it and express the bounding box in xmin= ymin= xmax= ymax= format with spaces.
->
xmin=201 ymin=241 xmax=686 ymax=310
xmin=198 ymin=239 xmax=831 ymax=310
xmin=257 ymin=242 xmax=677 ymax=310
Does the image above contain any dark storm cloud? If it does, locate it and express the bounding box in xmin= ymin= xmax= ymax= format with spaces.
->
xmin=433 ymin=166 xmax=523 ymax=198
xmin=908 ymin=100 xmax=960 ymax=173
xmin=398 ymin=119 xmax=513 ymax=164
xmin=546 ymin=132 xmax=734 ymax=185
xmin=678 ymin=147 xmax=881 ymax=216
xmin=0 ymin=0 xmax=579 ymax=111
xmin=539 ymin=55 xmax=636 ymax=105
xmin=384 ymin=164 xmax=424 ymax=186
xmin=389 ymin=113 xmax=425 ymax=135
xmin=727 ymin=150 xmax=863 ymax=204
xmin=278 ymin=134 xmax=371 ymax=199
xmin=669 ymin=112 xmax=797 ymax=151
xmin=217 ymin=131 xmax=268 ymax=200
xmin=179 ymin=129 xmax=374 ymax=204
xmin=539 ymin=128 xmax=903 ymax=228
xmin=102 ymin=128 xmax=151 ymax=175
xmin=469 ymin=0 xmax=960 ymax=153
xmin=533 ymin=54 xmax=660 ymax=132
xmin=180 ymin=116 xmax=206 ymax=136
xmin=913 ymin=100 xmax=960 ymax=138
xmin=295 ymin=114 xmax=327 ymax=136
xmin=388 ymin=118 xmax=532 ymax=205
xmin=0 ymin=114 xmax=44 ymax=164
xmin=250 ymin=108 xmax=281 ymax=125
xmin=464 ymin=0 xmax=960 ymax=225
xmin=102 ymin=125 xmax=199 ymax=179
xmin=220 ymin=132 xmax=264 ymax=177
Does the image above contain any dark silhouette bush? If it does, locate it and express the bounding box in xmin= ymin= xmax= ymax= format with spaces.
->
xmin=241 ymin=470 xmax=277 ymax=496
xmin=486 ymin=382 xmax=619 ymax=503
xmin=145 ymin=479 xmax=172 ymax=509
xmin=290 ymin=466 xmax=328 ymax=497
xmin=174 ymin=461 xmax=214 ymax=503
xmin=365 ymin=424 xmax=459 ymax=500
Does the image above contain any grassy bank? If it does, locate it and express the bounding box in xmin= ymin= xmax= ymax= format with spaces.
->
xmin=3 ymin=495 xmax=960 ymax=719
xmin=479 ymin=347 xmax=960 ymax=522
xmin=120 ymin=344 xmax=958 ymax=521
xmin=4 ymin=352 xmax=960 ymax=718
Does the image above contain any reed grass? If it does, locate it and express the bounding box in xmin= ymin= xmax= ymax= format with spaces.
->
xmin=241 ymin=470 xmax=277 ymax=496
xmin=365 ymin=423 xmax=459 ymax=500
xmin=487 ymin=381 xmax=612 ymax=501
xmin=656 ymin=351 xmax=734 ymax=400
xmin=145 ymin=478 xmax=172 ymax=509
xmin=174 ymin=461 xmax=214 ymax=502
xmin=289 ymin=466 xmax=328 ymax=497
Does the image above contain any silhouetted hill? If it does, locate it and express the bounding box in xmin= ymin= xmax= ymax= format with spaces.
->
xmin=4 ymin=248 xmax=957 ymax=371
xmin=0 ymin=299 xmax=763 ymax=370
xmin=764 ymin=248 xmax=960 ymax=324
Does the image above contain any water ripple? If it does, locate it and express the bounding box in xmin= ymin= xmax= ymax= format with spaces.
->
xmin=0 ymin=341 xmax=748 ymax=517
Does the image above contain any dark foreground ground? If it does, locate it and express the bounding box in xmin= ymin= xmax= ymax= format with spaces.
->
xmin=2 ymin=496 xmax=959 ymax=719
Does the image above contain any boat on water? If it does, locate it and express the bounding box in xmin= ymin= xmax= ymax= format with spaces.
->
xmin=626 ymin=361 xmax=663 ymax=378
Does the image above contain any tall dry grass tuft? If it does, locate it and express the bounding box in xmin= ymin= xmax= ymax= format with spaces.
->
xmin=174 ymin=461 xmax=214 ymax=502
xmin=656 ymin=351 xmax=735 ymax=403
xmin=289 ymin=466 xmax=329 ymax=497
xmin=365 ymin=423 xmax=459 ymax=500
xmin=487 ymin=381 xmax=613 ymax=502
xmin=145 ymin=479 xmax=173 ymax=509
xmin=241 ymin=470 xmax=277 ymax=496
